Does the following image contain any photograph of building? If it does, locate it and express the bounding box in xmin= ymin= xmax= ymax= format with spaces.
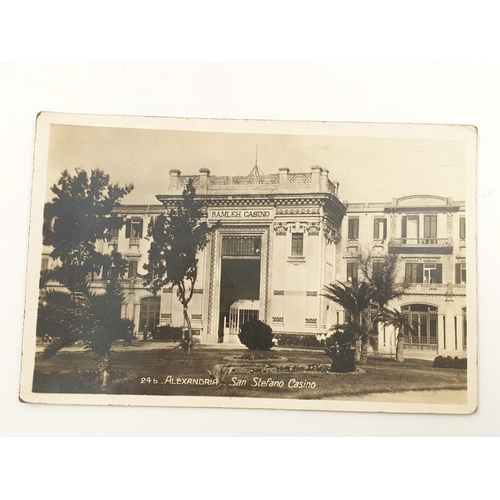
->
xmin=24 ymin=114 xmax=475 ymax=412
xmin=41 ymin=164 xmax=467 ymax=357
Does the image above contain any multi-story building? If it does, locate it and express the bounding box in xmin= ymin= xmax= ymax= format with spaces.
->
xmin=41 ymin=167 xmax=468 ymax=356
xmin=339 ymin=195 xmax=467 ymax=356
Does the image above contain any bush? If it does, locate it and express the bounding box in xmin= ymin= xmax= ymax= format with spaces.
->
xmin=433 ymin=356 xmax=467 ymax=370
xmin=273 ymin=333 xmax=322 ymax=349
xmin=153 ymin=325 xmax=183 ymax=342
xmin=207 ymin=364 xmax=234 ymax=385
xmin=323 ymin=324 xmax=358 ymax=373
xmin=238 ymin=318 xmax=274 ymax=351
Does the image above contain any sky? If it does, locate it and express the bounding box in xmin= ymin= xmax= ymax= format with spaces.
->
xmin=46 ymin=123 xmax=467 ymax=205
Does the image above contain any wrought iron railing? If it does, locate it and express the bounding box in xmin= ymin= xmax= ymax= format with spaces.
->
xmin=390 ymin=238 xmax=452 ymax=246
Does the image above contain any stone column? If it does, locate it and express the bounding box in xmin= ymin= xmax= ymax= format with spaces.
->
xmin=278 ymin=167 xmax=289 ymax=185
xmin=310 ymin=165 xmax=322 ymax=190
xmin=199 ymin=168 xmax=210 ymax=193
xmin=320 ymin=168 xmax=329 ymax=191
xmin=169 ymin=169 xmax=181 ymax=193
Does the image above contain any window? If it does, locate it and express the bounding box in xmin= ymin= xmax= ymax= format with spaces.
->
xmin=423 ymin=215 xmax=437 ymax=242
xmin=405 ymin=263 xmax=442 ymax=284
xmin=347 ymin=262 xmax=358 ymax=281
xmin=125 ymin=218 xmax=143 ymax=238
xmin=140 ymin=297 xmax=161 ymax=335
xmin=110 ymin=227 xmax=119 ymax=239
xmin=401 ymin=215 xmax=419 ymax=242
xmin=373 ymin=218 xmax=387 ymax=239
xmin=401 ymin=304 xmax=438 ymax=350
xmin=222 ymin=236 xmax=262 ymax=256
xmin=423 ymin=263 xmax=442 ymax=283
xmin=348 ymin=218 xmax=359 ymax=239
xmin=372 ymin=261 xmax=384 ymax=280
xmin=128 ymin=260 xmax=138 ymax=278
xmin=41 ymin=256 xmax=49 ymax=272
xmin=291 ymin=233 xmax=304 ymax=256
xmin=405 ymin=263 xmax=423 ymax=283
xmin=460 ymin=217 xmax=466 ymax=240
xmin=455 ymin=262 xmax=466 ymax=284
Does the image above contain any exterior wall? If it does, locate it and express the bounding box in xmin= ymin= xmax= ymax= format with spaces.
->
xmin=157 ymin=166 xmax=345 ymax=343
xmin=337 ymin=195 xmax=467 ymax=356
xmin=40 ymin=168 xmax=468 ymax=357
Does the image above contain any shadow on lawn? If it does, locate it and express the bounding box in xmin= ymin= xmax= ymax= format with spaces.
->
xmin=32 ymin=348 xmax=467 ymax=399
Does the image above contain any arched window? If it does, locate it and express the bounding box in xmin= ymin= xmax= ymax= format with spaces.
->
xmin=401 ymin=304 xmax=438 ymax=350
xmin=139 ymin=297 xmax=161 ymax=334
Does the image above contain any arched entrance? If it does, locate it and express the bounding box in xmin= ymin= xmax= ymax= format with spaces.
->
xmin=401 ymin=304 xmax=438 ymax=350
xmin=139 ymin=296 xmax=161 ymax=339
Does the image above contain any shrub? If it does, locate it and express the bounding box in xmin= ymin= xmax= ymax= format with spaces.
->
xmin=152 ymin=325 xmax=183 ymax=342
xmin=323 ymin=324 xmax=358 ymax=373
xmin=433 ymin=356 xmax=467 ymax=370
xmin=238 ymin=318 xmax=274 ymax=351
xmin=207 ymin=364 xmax=234 ymax=385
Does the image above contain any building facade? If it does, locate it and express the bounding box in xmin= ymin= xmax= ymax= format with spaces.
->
xmin=339 ymin=195 xmax=467 ymax=356
xmin=41 ymin=167 xmax=468 ymax=356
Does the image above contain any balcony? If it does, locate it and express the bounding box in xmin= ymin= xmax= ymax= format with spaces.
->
xmin=129 ymin=237 xmax=140 ymax=250
xmin=372 ymin=239 xmax=387 ymax=250
xmin=388 ymin=237 xmax=453 ymax=255
xmin=405 ymin=283 xmax=466 ymax=296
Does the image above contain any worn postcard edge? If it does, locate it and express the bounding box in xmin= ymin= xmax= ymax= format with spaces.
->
xmin=19 ymin=112 xmax=478 ymax=415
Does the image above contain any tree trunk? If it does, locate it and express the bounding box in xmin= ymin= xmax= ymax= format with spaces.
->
xmin=97 ymin=352 xmax=110 ymax=391
xmin=354 ymin=339 xmax=361 ymax=363
xmin=395 ymin=334 xmax=404 ymax=363
xmin=182 ymin=305 xmax=193 ymax=355
xmin=369 ymin=335 xmax=379 ymax=356
xmin=360 ymin=338 xmax=369 ymax=365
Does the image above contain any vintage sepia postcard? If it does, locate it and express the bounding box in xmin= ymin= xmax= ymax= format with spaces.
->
xmin=20 ymin=113 xmax=477 ymax=414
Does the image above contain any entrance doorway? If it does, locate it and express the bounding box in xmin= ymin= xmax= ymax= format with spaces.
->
xmin=139 ymin=297 xmax=161 ymax=340
xmin=218 ymin=235 xmax=261 ymax=342
xmin=401 ymin=304 xmax=438 ymax=350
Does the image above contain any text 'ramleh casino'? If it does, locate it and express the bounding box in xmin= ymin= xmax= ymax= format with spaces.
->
xmin=42 ymin=163 xmax=467 ymax=357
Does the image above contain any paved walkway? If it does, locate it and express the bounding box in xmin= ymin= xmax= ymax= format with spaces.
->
xmin=35 ymin=341 xmax=449 ymax=359
xmin=36 ymin=340 xmax=249 ymax=353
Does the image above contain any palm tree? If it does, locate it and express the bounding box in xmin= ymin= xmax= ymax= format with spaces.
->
xmin=323 ymin=277 xmax=376 ymax=364
xmin=38 ymin=278 xmax=133 ymax=390
xmin=377 ymin=308 xmax=417 ymax=362
xmin=358 ymin=252 xmax=410 ymax=358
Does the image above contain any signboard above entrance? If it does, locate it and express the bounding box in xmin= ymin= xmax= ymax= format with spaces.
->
xmin=208 ymin=207 xmax=276 ymax=221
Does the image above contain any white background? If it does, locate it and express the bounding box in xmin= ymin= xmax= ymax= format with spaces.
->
xmin=0 ymin=6 xmax=500 ymax=446
xmin=2 ymin=61 xmax=497 ymax=437
xmin=2 ymin=4 xmax=499 ymax=497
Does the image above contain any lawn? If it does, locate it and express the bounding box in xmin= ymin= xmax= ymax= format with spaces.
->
xmin=32 ymin=345 xmax=467 ymax=401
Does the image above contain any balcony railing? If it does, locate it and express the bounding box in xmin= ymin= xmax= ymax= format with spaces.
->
xmin=391 ymin=238 xmax=451 ymax=246
xmin=129 ymin=237 xmax=140 ymax=249
xmin=406 ymin=283 xmax=447 ymax=293
xmin=389 ymin=237 xmax=453 ymax=254
xmin=406 ymin=283 xmax=466 ymax=295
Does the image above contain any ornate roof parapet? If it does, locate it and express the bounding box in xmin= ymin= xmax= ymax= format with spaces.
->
xmin=163 ymin=166 xmax=340 ymax=199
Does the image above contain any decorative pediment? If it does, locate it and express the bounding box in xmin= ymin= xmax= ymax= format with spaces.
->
xmin=396 ymin=195 xmax=450 ymax=207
